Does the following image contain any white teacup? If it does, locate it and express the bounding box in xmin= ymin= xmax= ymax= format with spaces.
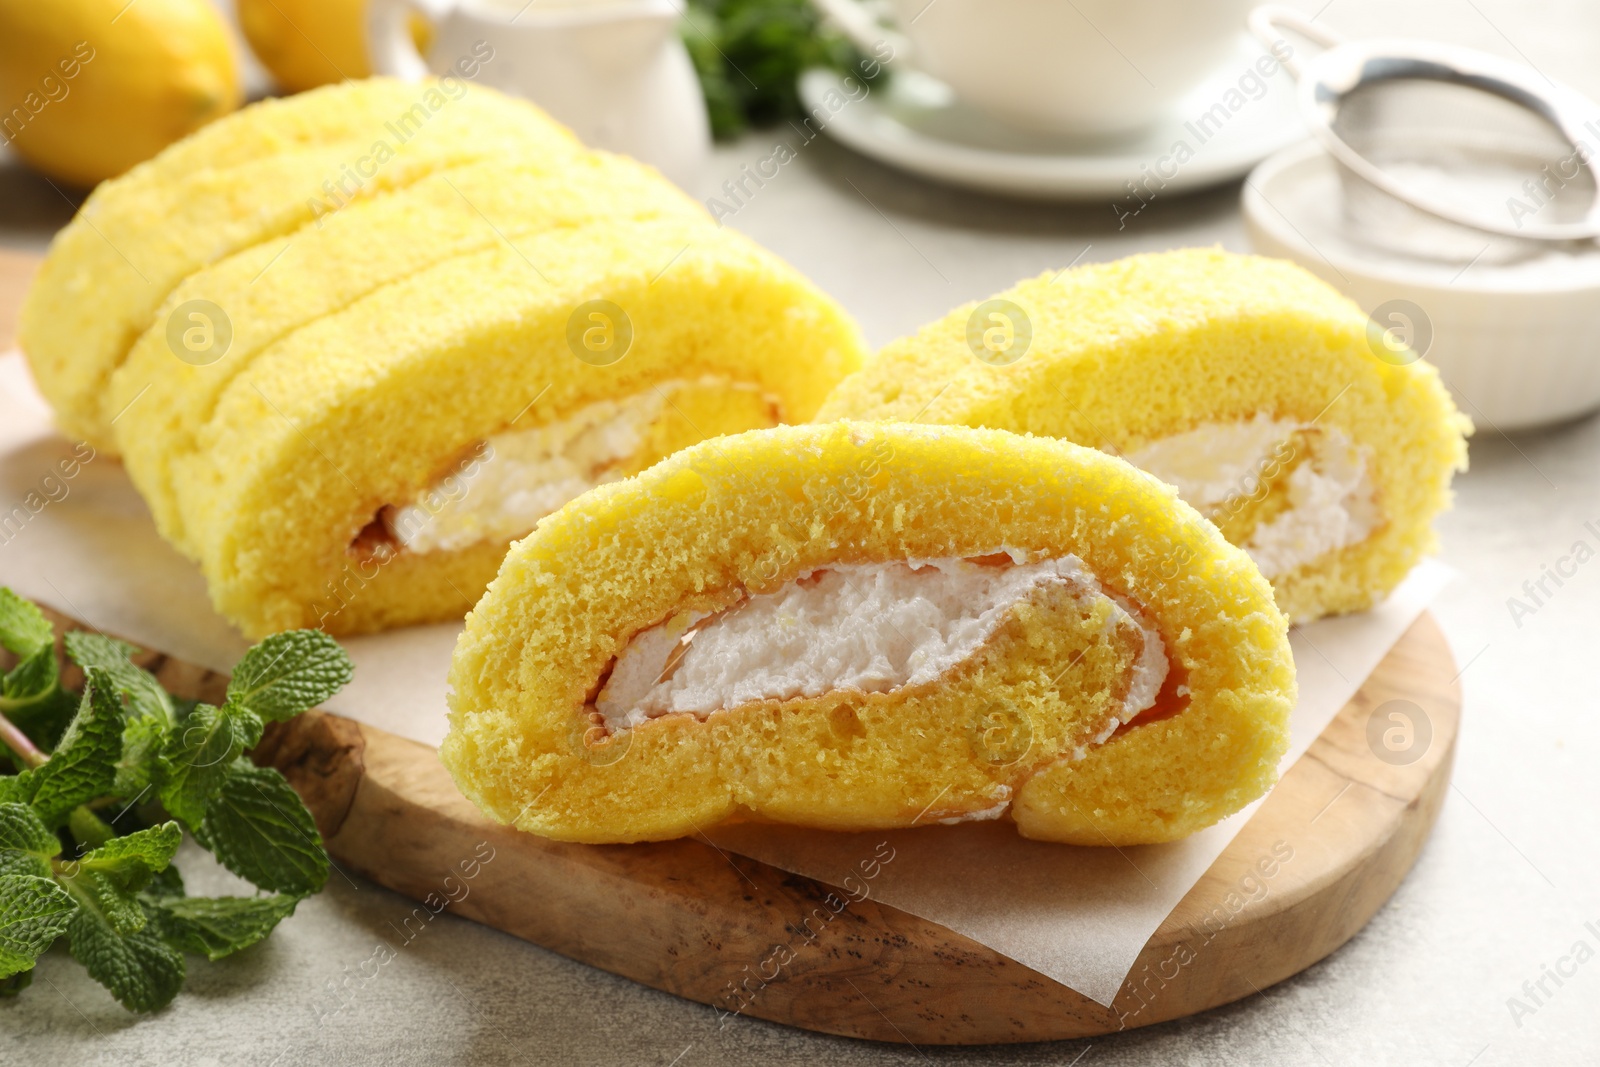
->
xmin=366 ymin=0 xmax=710 ymax=186
xmin=812 ymin=0 xmax=1255 ymax=137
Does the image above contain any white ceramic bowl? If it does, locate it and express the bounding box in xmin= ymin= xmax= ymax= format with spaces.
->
xmin=1242 ymin=140 xmax=1600 ymax=432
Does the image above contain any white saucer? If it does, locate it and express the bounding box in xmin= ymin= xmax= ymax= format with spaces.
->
xmin=799 ymin=35 xmax=1306 ymax=201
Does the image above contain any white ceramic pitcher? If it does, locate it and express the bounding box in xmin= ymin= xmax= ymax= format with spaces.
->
xmin=366 ymin=0 xmax=710 ymax=187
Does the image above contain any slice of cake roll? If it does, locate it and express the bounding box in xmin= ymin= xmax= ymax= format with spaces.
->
xmin=442 ymin=421 xmax=1295 ymax=845
xmin=816 ymin=249 xmax=1471 ymax=622
xmin=20 ymin=78 xmax=581 ymax=448
xmin=112 ymin=152 xmax=707 ymax=546
xmin=151 ymin=214 xmax=862 ymax=637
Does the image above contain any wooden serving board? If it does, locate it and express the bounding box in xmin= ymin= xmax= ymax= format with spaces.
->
xmin=34 ymin=604 xmax=1459 ymax=1045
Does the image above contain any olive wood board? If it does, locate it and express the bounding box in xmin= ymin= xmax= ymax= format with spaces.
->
xmin=31 ymin=604 xmax=1459 ymax=1045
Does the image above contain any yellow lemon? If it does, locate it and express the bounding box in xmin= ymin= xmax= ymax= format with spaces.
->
xmin=0 ymin=0 xmax=241 ymax=187
xmin=236 ymin=0 xmax=382 ymax=92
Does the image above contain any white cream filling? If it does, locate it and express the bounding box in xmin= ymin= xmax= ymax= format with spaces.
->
xmin=1124 ymin=417 xmax=1380 ymax=579
xmin=1243 ymin=435 xmax=1381 ymax=580
xmin=1125 ymin=413 xmax=1301 ymax=509
xmin=595 ymin=549 xmax=1169 ymax=737
xmin=386 ymin=378 xmax=767 ymax=554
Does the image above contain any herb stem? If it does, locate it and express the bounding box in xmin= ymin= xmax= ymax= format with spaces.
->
xmin=68 ymin=806 xmax=115 ymax=850
xmin=0 ymin=709 xmax=47 ymax=769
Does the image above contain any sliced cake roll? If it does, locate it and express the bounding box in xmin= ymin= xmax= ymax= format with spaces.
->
xmin=20 ymin=78 xmax=581 ymax=448
xmin=20 ymin=81 xmax=866 ymax=637
xmin=112 ymin=152 xmax=707 ymax=546
xmin=152 ymin=216 xmax=864 ymax=636
xmin=442 ymin=421 xmax=1295 ymax=845
xmin=816 ymin=249 xmax=1471 ymax=622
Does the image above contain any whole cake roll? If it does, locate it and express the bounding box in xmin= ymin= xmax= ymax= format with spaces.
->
xmin=20 ymin=77 xmax=583 ymax=449
xmin=19 ymin=81 xmax=867 ymax=637
xmin=816 ymin=249 xmax=1472 ymax=622
xmin=442 ymin=421 xmax=1296 ymax=845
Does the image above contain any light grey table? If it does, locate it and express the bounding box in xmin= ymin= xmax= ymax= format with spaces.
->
xmin=4 ymin=2 xmax=1598 ymax=1064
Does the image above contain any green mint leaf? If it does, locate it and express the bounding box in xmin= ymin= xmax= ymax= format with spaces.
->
xmin=0 ymin=967 xmax=32 ymax=995
xmin=0 ymin=852 xmax=49 ymax=879
xmin=0 ymin=802 xmax=59 ymax=878
xmin=29 ymin=672 xmax=123 ymax=825
xmin=113 ymin=716 xmax=168 ymax=797
xmin=156 ymin=703 xmax=259 ymax=828
xmin=0 ymin=772 xmax=35 ymax=807
xmin=0 ymin=874 xmax=77 ymax=979
xmin=2 ymin=645 xmax=59 ymax=714
xmin=74 ymin=822 xmax=181 ymax=895
xmin=0 ymin=802 xmax=57 ymax=855
xmin=63 ymin=633 xmax=175 ymax=729
xmin=64 ymin=633 xmax=177 ymax=797
xmin=65 ymin=903 xmax=184 ymax=1012
xmin=195 ymin=761 xmax=328 ymax=896
xmin=225 ymin=630 xmax=352 ymax=723
xmin=0 ymin=589 xmax=52 ymax=658
xmin=57 ymin=866 xmax=146 ymax=937
xmin=145 ymin=894 xmax=299 ymax=961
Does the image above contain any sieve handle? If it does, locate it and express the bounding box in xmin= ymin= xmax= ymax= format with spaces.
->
xmin=1248 ymin=4 xmax=1343 ymax=79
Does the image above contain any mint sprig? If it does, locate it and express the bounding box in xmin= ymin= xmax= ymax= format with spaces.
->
xmin=157 ymin=703 xmax=258 ymax=828
xmin=66 ymin=632 xmax=176 ymax=796
xmin=0 ymin=588 xmax=353 ymax=1011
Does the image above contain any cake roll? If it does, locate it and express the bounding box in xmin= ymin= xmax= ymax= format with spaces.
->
xmin=442 ymin=421 xmax=1295 ymax=845
xmin=21 ymin=81 xmax=867 ymax=637
xmin=20 ymin=77 xmax=582 ymax=448
xmin=112 ymin=151 xmax=707 ymax=547
xmin=816 ymin=249 xmax=1471 ymax=622
xmin=144 ymin=215 xmax=863 ymax=637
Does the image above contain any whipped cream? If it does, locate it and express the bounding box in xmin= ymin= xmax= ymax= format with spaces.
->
xmin=387 ymin=379 xmax=766 ymax=554
xmin=1125 ymin=417 xmax=1380 ymax=578
xmin=595 ymin=549 xmax=1169 ymax=734
xmin=1242 ymin=431 xmax=1381 ymax=579
xmin=1125 ymin=413 xmax=1300 ymax=509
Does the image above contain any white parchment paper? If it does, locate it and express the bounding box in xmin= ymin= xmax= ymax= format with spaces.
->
xmin=0 ymin=351 xmax=1452 ymax=1006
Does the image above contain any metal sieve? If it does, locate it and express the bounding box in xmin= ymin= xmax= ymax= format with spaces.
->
xmin=1249 ymin=5 xmax=1600 ymax=261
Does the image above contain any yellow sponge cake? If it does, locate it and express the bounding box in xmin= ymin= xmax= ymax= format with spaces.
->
xmin=817 ymin=250 xmax=1471 ymax=622
xmin=442 ymin=421 xmax=1296 ymax=845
